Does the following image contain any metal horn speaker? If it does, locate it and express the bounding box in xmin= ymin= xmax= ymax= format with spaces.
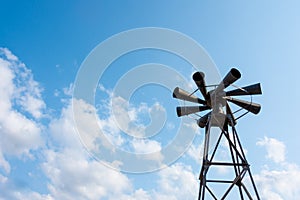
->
xmin=192 ymin=72 xmax=208 ymax=100
xmin=176 ymin=106 xmax=210 ymax=117
xmin=215 ymin=68 xmax=241 ymax=93
xmin=225 ymin=97 xmax=261 ymax=114
xmin=226 ymin=83 xmax=262 ymax=96
xmin=173 ymin=87 xmax=206 ymax=105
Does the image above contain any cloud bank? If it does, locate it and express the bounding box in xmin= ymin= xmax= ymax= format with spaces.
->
xmin=0 ymin=48 xmax=299 ymax=199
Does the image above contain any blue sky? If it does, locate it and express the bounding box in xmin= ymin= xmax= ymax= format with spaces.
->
xmin=1 ymin=1 xmax=300 ymax=199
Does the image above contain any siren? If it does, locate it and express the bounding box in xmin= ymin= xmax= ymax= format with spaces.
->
xmin=193 ymin=72 xmax=208 ymax=100
xmin=197 ymin=112 xmax=210 ymax=128
xmin=176 ymin=106 xmax=210 ymax=117
xmin=215 ymin=68 xmax=241 ymax=93
xmin=225 ymin=97 xmax=261 ymax=114
xmin=225 ymin=83 xmax=262 ymax=96
xmin=173 ymin=87 xmax=206 ymax=105
xmin=173 ymin=68 xmax=262 ymax=128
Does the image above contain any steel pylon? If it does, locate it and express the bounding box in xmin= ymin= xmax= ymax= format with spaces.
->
xmin=197 ymin=116 xmax=260 ymax=200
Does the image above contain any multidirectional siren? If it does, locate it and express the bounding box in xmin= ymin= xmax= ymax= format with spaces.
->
xmin=173 ymin=68 xmax=262 ymax=128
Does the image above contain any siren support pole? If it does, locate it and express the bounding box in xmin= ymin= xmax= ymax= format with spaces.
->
xmin=198 ymin=122 xmax=211 ymax=200
xmin=197 ymin=117 xmax=261 ymax=200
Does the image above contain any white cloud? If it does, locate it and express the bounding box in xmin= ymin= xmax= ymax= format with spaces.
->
xmin=0 ymin=58 xmax=14 ymax=110
xmin=73 ymin=98 xmax=119 ymax=152
xmin=6 ymin=47 xmax=293 ymax=200
xmin=0 ymin=109 xmax=43 ymax=156
xmin=0 ymin=48 xmax=44 ymax=170
xmin=18 ymin=93 xmax=45 ymax=119
xmin=255 ymin=164 xmax=300 ymax=200
xmin=0 ymin=174 xmax=7 ymax=184
xmin=45 ymin=97 xmax=137 ymax=199
xmin=53 ymin=84 xmax=300 ymax=200
xmin=131 ymin=138 xmax=162 ymax=154
xmin=0 ymin=47 xmax=48 ymax=199
xmin=183 ymin=120 xmax=204 ymax=165
xmin=111 ymin=96 xmax=146 ymax=138
xmin=0 ymin=151 xmax=10 ymax=174
xmin=0 ymin=47 xmax=45 ymax=118
xmin=62 ymin=83 xmax=74 ymax=96
xmin=96 ymin=94 xmax=166 ymax=157
xmin=256 ymin=136 xmax=286 ymax=163
xmin=131 ymin=138 xmax=164 ymax=163
xmin=43 ymin=98 xmax=128 ymax=199
xmin=154 ymin=163 xmax=198 ymax=200
xmin=46 ymin=98 xmax=160 ymax=199
xmin=110 ymin=96 xmax=166 ymax=138
xmin=0 ymin=173 xmax=53 ymax=200
xmin=10 ymin=59 xmax=45 ymax=119
xmin=187 ymin=143 xmax=203 ymax=164
xmin=48 ymin=83 xmax=201 ymax=199
xmin=118 ymin=189 xmax=151 ymax=200
xmin=72 ymin=97 xmax=167 ymax=171
xmin=254 ymin=137 xmax=300 ymax=199
xmin=0 ymin=48 xmax=207 ymax=200
xmin=48 ymin=102 xmax=82 ymax=149
xmin=49 ymin=98 xmax=204 ymax=199
xmin=0 ymin=47 xmax=18 ymax=61
xmin=184 ymin=120 xmax=200 ymax=133
xmin=42 ymin=148 xmax=133 ymax=200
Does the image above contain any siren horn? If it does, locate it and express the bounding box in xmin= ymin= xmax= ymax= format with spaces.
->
xmin=197 ymin=112 xmax=211 ymax=128
xmin=226 ymin=83 xmax=262 ymax=96
xmin=225 ymin=97 xmax=261 ymax=114
xmin=176 ymin=106 xmax=210 ymax=117
xmin=215 ymin=68 xmax=241 ymax=93
xmin=193 ymin=72 xmax=208 ymax=100
xmin=173 ymin=87 xmax=206 ymax=105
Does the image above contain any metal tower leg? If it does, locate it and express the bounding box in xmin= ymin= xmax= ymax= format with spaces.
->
xmin=197 ymin=121 xmax=260 ymax=200
xmin=198 ymin=123 xmax=211 ymax=200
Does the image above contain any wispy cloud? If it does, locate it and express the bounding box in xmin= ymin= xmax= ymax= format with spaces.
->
xmin=3 ymin=47 xmax=299 ymax=200
xmin=0 ymin=48 xmax=47 ymax=199
xmin=0 ymin=48 xmax=44 ymax=166
xmin=255 ymin=137 xmax=300 ymax=199
xmin=0 ymin=48 xmax=18 ymax=61
xmin=256 ymin=136 xmax=286 ymax=164
xmin=154 ymin=163 xmax=198 ymax=200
